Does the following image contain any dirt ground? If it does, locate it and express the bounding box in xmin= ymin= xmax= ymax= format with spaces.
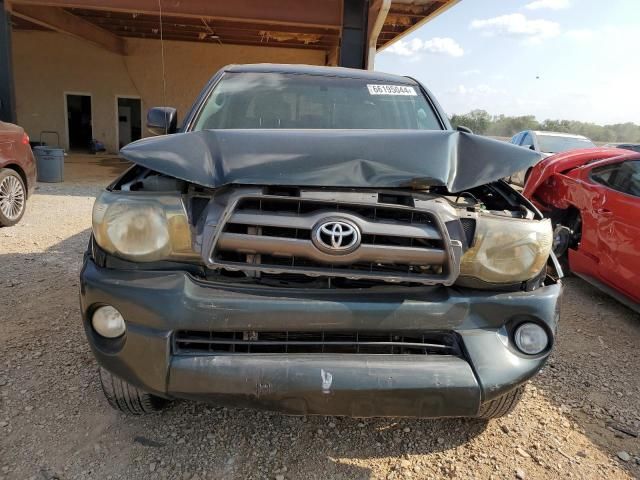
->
xmin=1 ymin=156 xmax=639 ymax=480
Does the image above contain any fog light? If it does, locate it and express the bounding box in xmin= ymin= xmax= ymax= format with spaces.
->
xmin=514 ymin=322 xmax=548 ymax=355
xmin=92 ymin=306 xmax=126 ymax=338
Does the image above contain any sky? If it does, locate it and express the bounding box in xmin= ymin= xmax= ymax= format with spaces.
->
xmin=375 ymin=0 xmax=640 ymax=125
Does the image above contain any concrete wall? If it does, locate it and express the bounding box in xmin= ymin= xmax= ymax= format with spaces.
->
xmin=12 ymin=31 xmax=326 ymax=152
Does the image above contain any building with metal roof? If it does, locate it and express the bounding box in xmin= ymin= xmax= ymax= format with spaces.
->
xmin=0 ymin=0 xmax=459 ymax=152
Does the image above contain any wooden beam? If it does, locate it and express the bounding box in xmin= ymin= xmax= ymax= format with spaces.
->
xmin=80 ymin=18 xmax=340 ymax=38
xmin=109 ymin=28 xmax=337 ymax=47
xmin=366 ymin=0 xmax=390 ymax=69
xmin=12 ymin=4 xmax=126 ymax=54
xmin=115 ymin=30 xmax=331 ymax=50
xmin=10 ymin=0 xmax=342 ymax=29
xmin=79 ymin=15 xmax=339 ymax=36
xmin=380 ymin=0 xmax=460 ymax=51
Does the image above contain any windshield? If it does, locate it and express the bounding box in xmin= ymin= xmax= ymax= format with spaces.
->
xmin=537 ymin=135 xmax=595 ymax=153
xmin=192 ymin=72 xmax=443 ymax=131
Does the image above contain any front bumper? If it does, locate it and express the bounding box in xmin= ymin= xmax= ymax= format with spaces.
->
xmin=80 ymin=258 xmax=561 ymax=418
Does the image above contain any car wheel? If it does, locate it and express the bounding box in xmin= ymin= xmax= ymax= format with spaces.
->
xmin=557 ymin=253 xmax=572 ymax=278
xmin=477 ymin=386 xmax=524 ymax=419
xmin=555 ymin=210 xmax=582 ymax=276
xmin=99 ymin=367 xmax=170 ymax=415
xmin=0 ymin=169 xmax=27 ymax=227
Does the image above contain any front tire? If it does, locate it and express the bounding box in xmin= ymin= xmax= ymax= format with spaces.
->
xmin=553 ymin=210 xmax=582 ymax=276
xmin=0 ymin=169 xmax=27 ymax=227
xmin=477 ymin=386 xmax=524 ymax=419
xmin=99 ymin=367 xmax=169 ymax=415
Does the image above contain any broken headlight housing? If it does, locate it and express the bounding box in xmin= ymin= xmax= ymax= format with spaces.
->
xmin=458 ymin=215 xmax=552 ymax=286
xmin=92 ymin=191 xmax=198 ymax=262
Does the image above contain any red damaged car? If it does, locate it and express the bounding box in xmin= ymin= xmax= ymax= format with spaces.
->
xmin=524 ymin=147 xmax=640 ymax=311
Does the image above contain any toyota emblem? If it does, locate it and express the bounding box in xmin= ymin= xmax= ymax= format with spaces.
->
xmin=312 ymin=218 xmax=361 ymax=255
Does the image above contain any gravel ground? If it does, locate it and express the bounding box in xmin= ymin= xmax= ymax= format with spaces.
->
xmin=1 ymin=157 xmax=639 ymax=480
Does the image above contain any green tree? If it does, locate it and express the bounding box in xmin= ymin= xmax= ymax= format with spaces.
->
xmin=451 ymin=109 xmax=492 ymax=135
xmin=449 ymin=111 xmax=640 ymax=143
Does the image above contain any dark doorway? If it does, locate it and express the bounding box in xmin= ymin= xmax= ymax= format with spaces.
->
xmin=66 ymin=94 xmax=92 ymax=151
xmin=117 ymin=97 xmax=142 ymax=149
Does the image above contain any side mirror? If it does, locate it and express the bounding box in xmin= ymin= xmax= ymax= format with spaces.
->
xmin=147 ymin=107 xmax=177 ymax=136
xmin=456 ymin=125 xmax=473 ymax=134
xmin=529 ymin=144 xmax=536 ymax=151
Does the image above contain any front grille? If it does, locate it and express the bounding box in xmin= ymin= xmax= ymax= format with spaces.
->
xmin=173 ymin=330 xmax=462 ymax=356
xmin=208 ymin=194 xmax=460 ymax=285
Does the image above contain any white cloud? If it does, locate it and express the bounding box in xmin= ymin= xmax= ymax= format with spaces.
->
xmin=447 ymin=84 xmax=505 ymax=96
xmin=448 ymin=85 xmax=469 ymax=95
xmin=525 ymin=0 xmax=570 ymax=10
xmin=384 ymin=37 xmax=464 ymax=57
xmin=565 ymin=29 xmax=594 ymax=41
xmin=470 ymin=13 xmax=560 ymax=44
xmin=432 ymin=23 xmax=640 ymax=125
xmin=384 ymin=40 xmax=413 ymax=56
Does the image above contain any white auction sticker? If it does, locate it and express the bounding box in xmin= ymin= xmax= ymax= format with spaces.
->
xmin=367 ymin=84 xmax=417 ymax=96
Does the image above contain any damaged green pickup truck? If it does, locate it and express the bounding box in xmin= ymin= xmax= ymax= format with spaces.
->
xmin=81 ymin=64 xmax=562 ymax=419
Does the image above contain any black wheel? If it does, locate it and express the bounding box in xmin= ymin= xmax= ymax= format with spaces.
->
xmin=99 ymin=367 xmax=169 ymax=415
xmin=554 ymin=211 xmax=582 ymax=276
xmin=477 ymin=386 xmax=524 ymax=419
xmin=0 ymin=169 xmax=26 ymax=227
xmin=557 ymin=253 xmax=572 ymax=278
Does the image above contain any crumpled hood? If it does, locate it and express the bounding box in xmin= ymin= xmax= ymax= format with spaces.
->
xmin=120 ymin=129 xmax=542 ymax=193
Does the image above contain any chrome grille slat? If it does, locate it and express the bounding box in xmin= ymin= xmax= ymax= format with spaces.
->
xmin=207 ymin=193 xmax=462 ymax=286
xmin=217 ymin=233 xmax=446 ymax=265
xmin=229 ymin=211 xmax=441 ymax=239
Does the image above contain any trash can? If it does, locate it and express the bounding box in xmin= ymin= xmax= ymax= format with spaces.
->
xmin=34 ymin=146 xmax=65 ymax=183
xmin=33 ymin=131 xmax=64 ymax=183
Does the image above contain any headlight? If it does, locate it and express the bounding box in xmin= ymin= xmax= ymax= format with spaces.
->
xmin=92 ymin=191 xmax=199 ymax=262
xmin=459 ymin=215 xmax=552 ymax=284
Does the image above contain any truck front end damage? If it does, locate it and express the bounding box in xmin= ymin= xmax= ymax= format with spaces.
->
xmin=80 ymin=129 xmax=561 ymax=418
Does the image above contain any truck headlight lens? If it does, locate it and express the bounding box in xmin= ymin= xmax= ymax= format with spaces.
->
xmin=105 ymin=203 xmax=170 ymax=257
xmin=514 ymin=322 xmax=548 ymax=355
xmin=92 ymin=191 xmax=198 ymax=262
xmin=459 ymin=215 xmax=552 ymax=284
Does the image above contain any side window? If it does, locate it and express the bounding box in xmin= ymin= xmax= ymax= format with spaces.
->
xmin=510 ymin=133 xmax=521 ymax=144
xmin=520 ymin=132 xmax=533 ymax=147
xmin=591 ymin=161 xmax=640 ymax=197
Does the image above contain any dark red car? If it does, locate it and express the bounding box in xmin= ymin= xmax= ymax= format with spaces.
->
xmin=524 ymin=147 xmax=640 ymax=311
xmin=0 ymin=121 xmax=36 ymax=226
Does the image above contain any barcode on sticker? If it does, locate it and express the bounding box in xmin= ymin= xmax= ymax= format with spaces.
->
xmin=367 ymin=84 xmax=417 ymax=96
